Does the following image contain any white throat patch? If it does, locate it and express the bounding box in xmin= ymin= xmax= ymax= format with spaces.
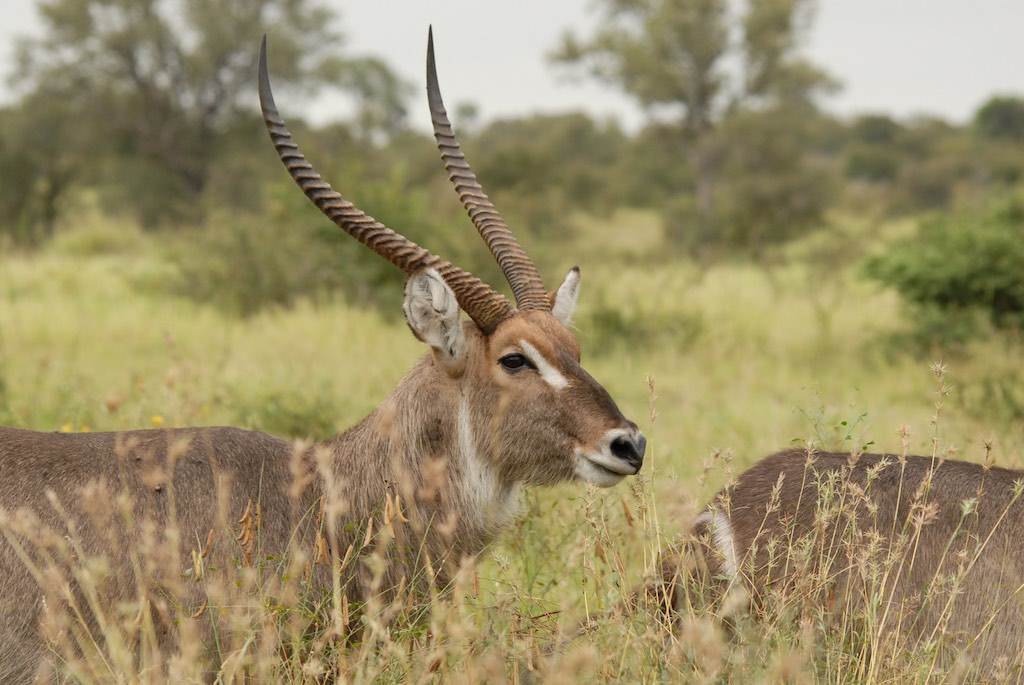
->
xmin=458 ymin=397 xmax=521 ymax=532
xmin=519 ymin=340 xmax=569 ymax=390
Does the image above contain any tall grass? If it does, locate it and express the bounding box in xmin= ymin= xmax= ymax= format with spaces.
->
xmin=0 ymin=210 xmax=1020 ymax=681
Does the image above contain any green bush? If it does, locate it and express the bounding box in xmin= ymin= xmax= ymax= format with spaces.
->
xmin=169 ymin=165 xmax=472 ymax=317
xmin=49 ymin=218 xmax=151 ymax=257
xmin=169 ymin=200 xmax=387 ymax=317
xmin=578 ymin=289 xmax=704 ymax=356
xmin=229 ymin=386 xmax=341 ymax=441
xmin=864 ymin=195 xmax=1024 ymax=345
xmin=845 ymin=143 xmax=901 ymax=183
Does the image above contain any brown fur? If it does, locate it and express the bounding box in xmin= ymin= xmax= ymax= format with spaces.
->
xmin=655 ymin=448 xmax=1024 ymax=678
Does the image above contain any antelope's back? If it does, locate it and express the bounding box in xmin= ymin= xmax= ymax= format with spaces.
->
xmin=717 ymin=449 xmax=1024 ymax=663
xmin=0 ymin=425 xmax=315 ymax=677
xmin=0 ymin=424 xmax=305 ymax=527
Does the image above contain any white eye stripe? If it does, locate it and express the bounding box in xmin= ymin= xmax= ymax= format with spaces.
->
xmin=518 ymin=340 xmax=569 ymax=390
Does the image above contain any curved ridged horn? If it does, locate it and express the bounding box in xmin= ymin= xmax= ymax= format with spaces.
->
xmin=258 ymin=35 xmax=514 ymax=333
xmin=425 ymin=28 xmax=550 ymax=312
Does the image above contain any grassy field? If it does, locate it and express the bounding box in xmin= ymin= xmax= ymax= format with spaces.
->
xmin=1 ymin=207 xmax=1022 ymax=682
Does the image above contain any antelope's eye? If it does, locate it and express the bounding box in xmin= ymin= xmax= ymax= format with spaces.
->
xmin=499 ymin=353 xmax=533 ymax=373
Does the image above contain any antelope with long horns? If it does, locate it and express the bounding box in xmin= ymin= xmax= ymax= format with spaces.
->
xmin=0 ymin=30 xmax=645 ymax=680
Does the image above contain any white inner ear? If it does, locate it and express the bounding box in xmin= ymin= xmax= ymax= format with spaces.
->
xmin=551 ymin=266 xmax=581 ymax=326
xmin=403 ymin=269 xmax=465 ymax=361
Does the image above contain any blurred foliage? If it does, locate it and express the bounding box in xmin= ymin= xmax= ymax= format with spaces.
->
xmin=974 ymin=96 xmax=1024 ymax=141
xmin=3 ymin=0 xmax=408 ymax=235
xmin=706 ymin=105 xmax=836 ymax=254
xmin=174 ymin=168 xmax=438 ymax=316
xmin=580 ymin=289 xmax=704 ymax=356
xmin=0 ymin=0 xmax=1021 ymax=329
xmin=0 ymin=88 xmax=89 ymax=245
xmin=551 ymin=0 xmax=838 ymax=254
xmin=472 ymin=113 xmax=627 ymax=215
xmin=838 ymin=102 xmax=1024 ymax=216
xmin=845 ymin=115 xmax=903 ymax=183
xmin=864 ymin=194 xmax=1024 ymax=349
xmin=230 ymin=386 xmax=340 ymax=440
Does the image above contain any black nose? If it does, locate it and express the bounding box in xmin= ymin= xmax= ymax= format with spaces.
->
xmin=610 ymin=433 xmax=646 ymax=471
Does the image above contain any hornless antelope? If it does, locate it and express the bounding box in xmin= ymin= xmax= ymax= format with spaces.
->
xmin=0 ymin=32 xmax=645 ymax=680
xmin=656 ymin=447 xmax=1024 ymax=678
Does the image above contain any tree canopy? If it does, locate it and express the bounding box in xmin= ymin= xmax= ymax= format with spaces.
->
xmin=551 ymin=0 xmax=838 ymax=254
xmin=5 ymin=0 xmax=409 ymax=235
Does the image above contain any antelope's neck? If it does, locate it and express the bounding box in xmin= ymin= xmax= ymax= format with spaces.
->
xmin=321 ymin=355 xmax=522 ymax=554
xmin=454 ymin=389 xmax=523 ymax=539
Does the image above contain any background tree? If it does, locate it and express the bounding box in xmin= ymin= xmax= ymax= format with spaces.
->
xmin=0 ymin=88 xmax=88 ymax=246
xmin=551 ymin=0 xmax=837 ymax=255
xmin=339 ymin=57 xmax=411 ymax=145
xmin=863 ymin=194 xmax=1024 ymax=349
xmin=551 ymin=0 xmax=727 ymax=231
xmin=974 ymin=96 xmax=1024 ymax=142
xmin=844 ymin=114 xmax=904 ymax=184
xmin=970 ymin=96 xmax=1024 ymax=192
xmin=8 ymin=0 xmax=408 ymax=229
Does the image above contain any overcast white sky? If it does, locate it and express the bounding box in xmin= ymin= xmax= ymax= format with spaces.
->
xmin=1 ymin=1 xmax=1022 ymax=131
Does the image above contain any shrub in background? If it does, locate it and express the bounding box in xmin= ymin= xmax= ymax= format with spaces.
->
xmin=170 ymin=164 xmax=483 ymax=317
xmin=864 ymin=194 xmax=1024 ymax=348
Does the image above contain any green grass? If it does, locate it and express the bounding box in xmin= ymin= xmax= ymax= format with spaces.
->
xmin=1 ymin=209 xmax=1021 ymax=682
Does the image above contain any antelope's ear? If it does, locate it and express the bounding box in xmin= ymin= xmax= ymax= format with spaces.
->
xmin=548 ymin=266 xmax=580 ymax=327
xmin=403 ymin=269 xmax=466 ymax=369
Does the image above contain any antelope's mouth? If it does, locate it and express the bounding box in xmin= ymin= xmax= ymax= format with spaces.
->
xmin=572 ymin=427 xmax=645 ymax=487
xmin=574 ymin=450 xmax=638 ymax=488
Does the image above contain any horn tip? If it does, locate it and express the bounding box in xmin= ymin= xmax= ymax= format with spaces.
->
xmin=426 ymin=27 xmax=445 ymax=114
xmin=258 ymin=34 xmax=275 ymax=114
xmin=426 ymin=28 xmax=436 ymax=75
